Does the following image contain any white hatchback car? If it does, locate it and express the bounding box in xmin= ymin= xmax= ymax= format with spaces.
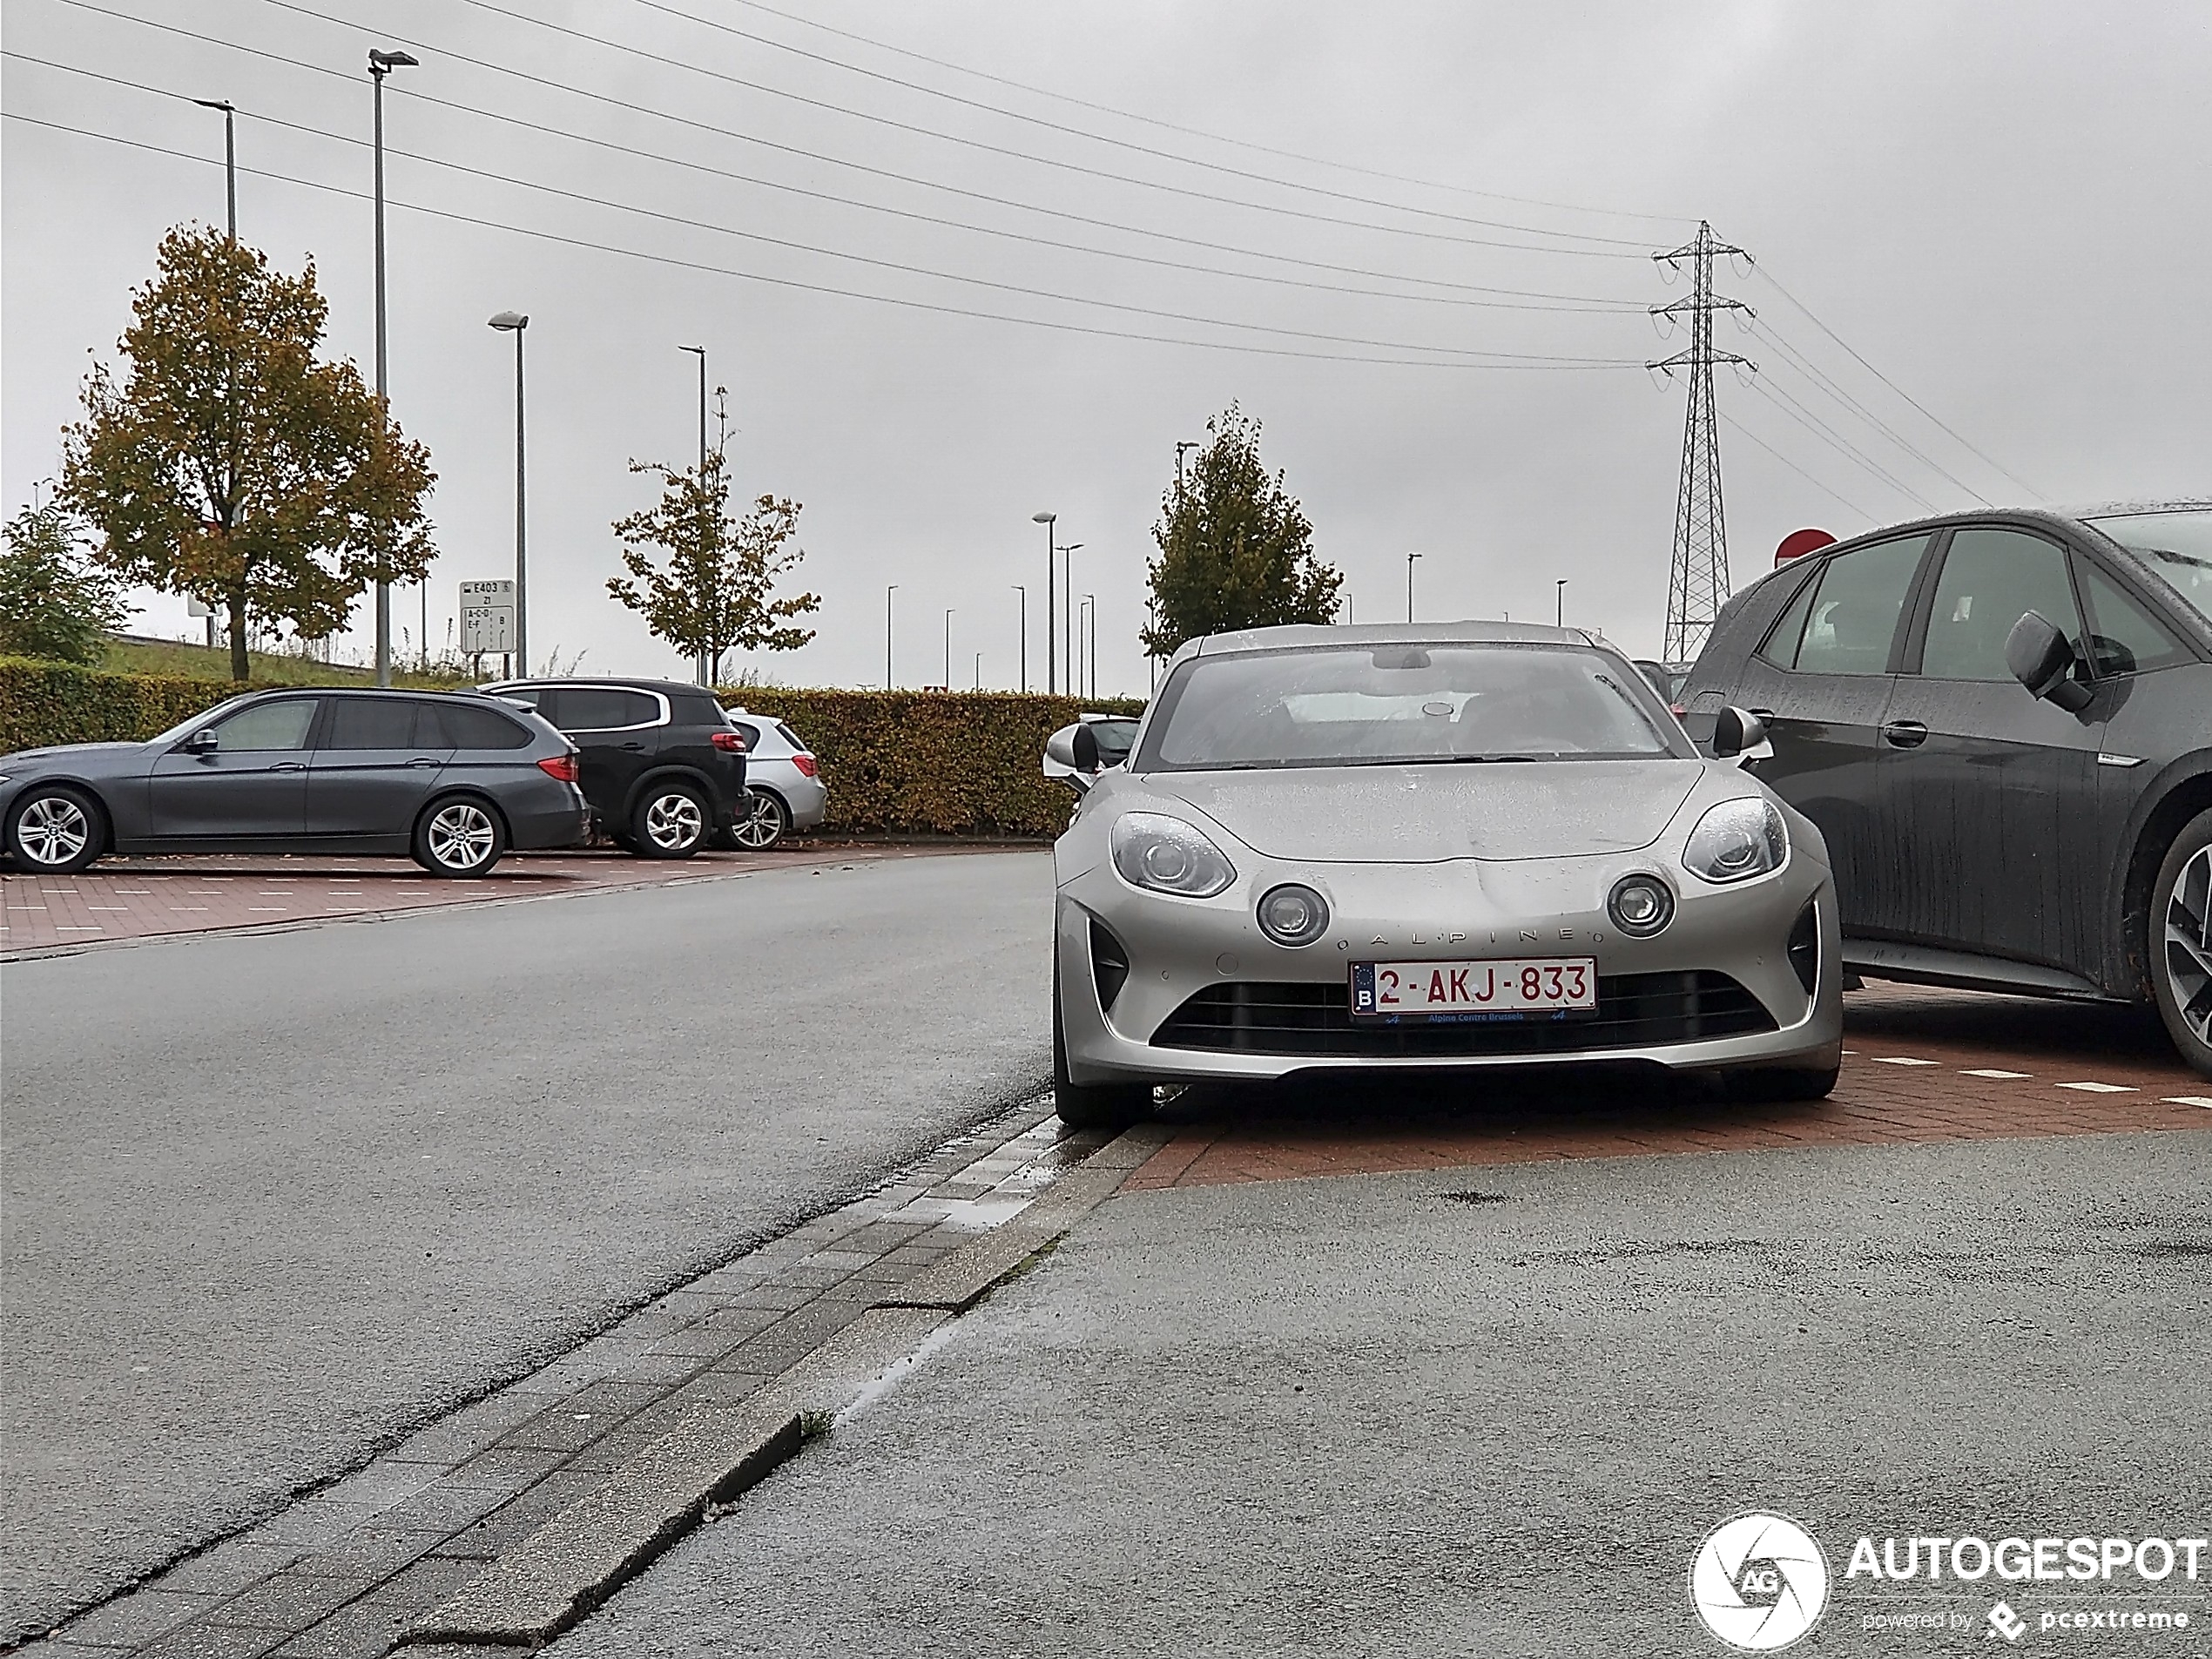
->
xmin=720 ymin=708 xmax=826 ymax=848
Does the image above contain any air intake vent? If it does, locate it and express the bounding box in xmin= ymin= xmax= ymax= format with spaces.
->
xmin=1089 ymin=920 xmax=1130 ymax=1013
xmin=1787 ymin=900 xmax=1819 ymax=997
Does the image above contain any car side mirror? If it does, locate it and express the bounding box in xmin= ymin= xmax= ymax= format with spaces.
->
xmin=1070 ymin=724 xmax=1101 ymax=772
xmin=185 ymin=728 xmax=219 ymax=755
xmin=1711 ymin=706 xmax=1768 ymax=761
xmin=1042 ymin=722 xmax=1091 ymax=795
xmin=2005 ymin=610 xmax=2094 ymax=713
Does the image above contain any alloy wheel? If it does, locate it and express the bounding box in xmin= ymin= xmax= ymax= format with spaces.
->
xmin=2163 ymin=843 xmax=2212 ymax=1045
xmin=427 ymin=802 xmax=496 ymax=871
xmin=732 ymin=792 xmax=785 ymax=850
xmin=17 ymin=795 xmax=91 ymax=867
xmin=644 ymin=792 xmax=705 ymax=851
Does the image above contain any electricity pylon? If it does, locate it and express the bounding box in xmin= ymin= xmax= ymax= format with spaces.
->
xmin=1651 ymin=221 xmax=1754 ymax=665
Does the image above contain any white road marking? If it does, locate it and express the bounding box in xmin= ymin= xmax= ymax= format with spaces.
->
xmin=86 ymin=907 xmax=129 ymax=912
xmin=246 ymin=907 xmax=288 ymax=913
xmin=1960 ymin=1069 xmax=2033 ymax=1080
xmin=2161 ymin=1096 xmax=2212 ymax=1109
xmin=1872 ymin=1056 xmax=1939 ymax=1067
xmin=2055 ymin=1081 xmax=2137 ymax=1093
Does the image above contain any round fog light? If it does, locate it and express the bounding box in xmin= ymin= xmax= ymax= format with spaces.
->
xmin=1608 ymin=874 xmax=1676 ymax=938
xmin=1257 ymin=883 xmax=1330 ymax=947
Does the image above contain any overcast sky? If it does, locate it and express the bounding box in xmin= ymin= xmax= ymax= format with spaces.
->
xmin=4 ymin=1 xmax=2206 ymax=693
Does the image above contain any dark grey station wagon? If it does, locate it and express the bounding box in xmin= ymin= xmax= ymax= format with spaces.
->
xmin=1680 ymin=501 xmax=2212 ymax=1076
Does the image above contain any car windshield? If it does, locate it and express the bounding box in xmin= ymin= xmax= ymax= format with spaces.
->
xmin=147 ymin=694 xmax=253 ymax=746
xmin=1137 ymin=642 xmax=1685 ymax=772
xmin=2086 ymin=509 xmax=2212 ymax=630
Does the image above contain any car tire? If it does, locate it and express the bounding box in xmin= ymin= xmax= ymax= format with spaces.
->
xmin=1052 ymin=967 xmax=1154 ymax=1130
xmin=412 ymin=795 xmax=506 ymax=877
xmin=1723 ymin=1064 xmax=1840 ymax=1103
xmin=731 ymin=788 xmax=789 ymax=851
xmin=630 ymin=782 xmax=709 ymax=860
xmin=4 ymin=783 xmax=105 ymax=873
xmin=2148 ymin=806 xmax=2212 ymax=1079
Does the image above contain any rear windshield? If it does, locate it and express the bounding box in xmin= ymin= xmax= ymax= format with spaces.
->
xmin=2085 ymin=509 xmax=2212 ymax=631
xmin=1136 ymin=643 xmax=1687 ymax=772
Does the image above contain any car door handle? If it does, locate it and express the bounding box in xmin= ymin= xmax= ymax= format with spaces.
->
xmin=619 ymin=741 xmax=646 ymax=752
xmin=1881 ymin=720 xmax=1929 ymax=749
xmin=273 ymin=760 xmax=308 ymax=772
xmin=407 ymin=757 xmax=440 ymax=767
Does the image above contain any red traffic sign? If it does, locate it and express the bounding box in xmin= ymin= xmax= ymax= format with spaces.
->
xmin=1775 ymin=527 xmax=1836 ymax=565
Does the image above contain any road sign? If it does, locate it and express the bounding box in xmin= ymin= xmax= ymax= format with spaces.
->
xmin=186 ymin=598 xmax=214 ymax=618
xmin=459 ymin=580 xmax=516 ymax=654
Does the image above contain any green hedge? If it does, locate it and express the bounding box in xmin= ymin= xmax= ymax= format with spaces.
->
xmin=0 ymin=656 xmax=246 ymax=752
xmin=0 ymin=657 xmax=1143 ymax=840
xmin=723 ymin=689 xmax=1146 ymax=837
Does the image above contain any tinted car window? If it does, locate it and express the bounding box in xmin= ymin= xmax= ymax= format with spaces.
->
xmin=2080 ymin=560 xmax=2189 ymax=675
xmin=2084 ymin=509 xmax=2212 ymax=630
xmin=558 ymin=688 xmax=658 ymax=731
xmin=1919 ymin=529 xmax=2082 ymax=682
xmin=1755 ymin=565 xmax=1821 ymax=668
xmin=729 ymin=720 xmax=763 ymax=749
xmin=320 ymin=698 xmax=430 ymax=750
xmin=211 ymin=698 xmax=317 ymax=751
xmin=1789 ymin=536 xmax=1930 ymax=675
xmin=437 ymin=702 xmax=533 ymax=750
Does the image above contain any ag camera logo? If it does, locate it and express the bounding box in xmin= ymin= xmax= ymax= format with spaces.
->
xmin=1690 ymin=1512 xmax=1831 ymax=1650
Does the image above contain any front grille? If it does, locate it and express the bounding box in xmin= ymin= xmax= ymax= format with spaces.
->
xmin=1150 ymin=971 xmax=1775 ymax=1058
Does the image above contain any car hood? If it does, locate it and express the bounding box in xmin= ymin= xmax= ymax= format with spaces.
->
xmin=3 ymin=741 xmax=148 ymax=769
xmin=1143 ymin=759 xmax=1704 ymax=863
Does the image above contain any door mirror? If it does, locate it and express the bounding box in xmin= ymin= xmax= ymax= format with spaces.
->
xmin=1710 ymin=706 xmax=1768 ymax=761
xmin=1042 ymin=722 xmax=1090 ymax=794
xmin=2005 ymin=610 xmax=2094 ymax=713
xmin=1070 ymin=724 xmax=1101 ymax=772
xmin=184 ymin=727 xmax=219 ymax=755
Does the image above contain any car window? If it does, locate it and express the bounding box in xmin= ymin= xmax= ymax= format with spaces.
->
xmin=557 ymin=688 xmax=658 ymax=731
xmin=727 ymin=720 xmax=763 ymax=750
xmin=1755 ymin=566 xmax=1821 ymax=669
xmin=2084 ymin=508 xmax=2212 ymax=631
xmin=320 ymin=698 xmax=431 ymax=751
xmin=2079 ymin=560 xmax=2189 ymax=675
xmin=1140 ymin=643 xmax=1686 ymax=772
xmin=209 ymin=698 xmax=317 ymax=751
xmin=1788 ymin=535 xmax=1930 ymax=675
xmin=436 ymin=702 xmax=533 ymax=751
xmin=1919 ymin=529 xmax=2083 ymax=682
xmin=774 ymin=722 xmax=806 ymax=751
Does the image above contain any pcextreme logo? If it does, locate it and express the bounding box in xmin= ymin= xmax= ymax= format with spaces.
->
xmin=1689 ymin=1511 xmax=1831 ymax=1651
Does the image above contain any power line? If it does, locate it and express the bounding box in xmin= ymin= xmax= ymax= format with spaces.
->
xmin=51 ymin=0 xmax=1647 ymax=308
xmin=3 ymin=111 xmax=1642 ymax=372
xmin=1750 ymin=378 xmax=1940 ymax=512
xmin=1650 ymin=221 xmax=1750 ymax=664
xmin=718 ymin=0 xmax=1692 ymax=226
xmin=1718 ymin=407 xmax=1878 ymax=522
xmin=609 ymin=0 xmax=1670 ymax=246
xmin=6 ymin=49 xmax=1640 ymax=318
xmin=258 ymin=0 xmax=1652 ymax=259
xmin=0 ymin=65 xmax=1638 ymax=365
xmin=1752 ymin=265 xmax=2040 ymax=498
xmin=1753 ymin=322 xmax=1992 ymax=505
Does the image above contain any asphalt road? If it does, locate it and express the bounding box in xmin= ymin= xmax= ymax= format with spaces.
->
xmin=559 ymin=1130 xmax=2212 ymax=1659
xmin=0 ymin=850 xmax=1053 ymax=1642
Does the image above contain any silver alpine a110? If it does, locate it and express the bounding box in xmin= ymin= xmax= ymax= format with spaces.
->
xmin=1045 ymin=623 xmax=1843 ymax=1128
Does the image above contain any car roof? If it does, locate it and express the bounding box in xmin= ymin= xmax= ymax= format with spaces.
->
xmin=1187 ymin=619 xmax=1598 ymax=658
xmin=482 ymin=677 xmax=707 ymax=695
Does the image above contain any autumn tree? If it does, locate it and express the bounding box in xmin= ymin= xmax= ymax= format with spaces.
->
xmin=0 ymin=502 xmax=128 ymax=664
xmin=1141 ymin=404 xmax=1340 ymax=659
xmin=608 ymin=421 xmax=819 ymax=684
xmin=59 ymin=226 xmax=436 ymax=681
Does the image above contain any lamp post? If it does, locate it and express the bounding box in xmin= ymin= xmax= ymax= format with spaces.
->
xmin=1031 ymin=512 xmax=1056 ymax=693
xmin=1061 ymin=543 xmax=1084 ymax=694
xmin=1084 ymin=593 xmax=1097 ymax=698
xmin=368 ymin=47 xmax=416 ymax=687
xmin=1406 ymin=551 xmax=1422 ymax=623
xmin=942 ymin=609 xmax=954 ymax=691
xmin=192 ymin=99 xmax=236 ymax=239
xmin=974 ymin=651 xmax=982 ymax=691
xmin=488 ymin=313 xmax=529 ymax=676
xmin=1010 ymin=585 xmax=1027 ymax=691
xmin=1075 ymin=596 xmax=1089 ymax=699
xmin=678 ymin=345 xmax=710 ymax=685
xmin=1555 ymin=579 xmax=1568 ymax=627
xmin=885 ymin=584 xmax=897 ymax=689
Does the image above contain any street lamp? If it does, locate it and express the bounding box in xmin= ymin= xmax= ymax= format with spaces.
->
xmin=1406 ymin=551 xmax=1422 ymax=623
xmin=368 ymin=47 xmax=416 ymax=688
xmin=974 ymin=651 xmax=983 ymax=691
xmin=1061 ymin=543 xmax=1084 ymax=694
xmin=1083 ymin=593 xmax=1098 ymax=698
xmin=678 ymin=345 xmax=710 ymax=685
xmin=1010 ymin=585 xmax=1027 ymax=691
xmin=885 ymin=584 xmax=897 ymax=690
xmin=942 ymin=608 xmax=955 ymax=691
xmin=1031 ymin=512 xmax=1055 ymax=694
xmin=488 ymin=313 xmax=529 ymax=677
xmin=192 ymin=99 xmax=236 ymax=240
xmin=1555 ymin=579 xmax=1568 ymax=627
xmin=1075 ymin=596 xmax=1089 ymax=699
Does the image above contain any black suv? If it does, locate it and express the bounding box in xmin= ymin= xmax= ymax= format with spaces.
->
xmin=1680 ymin=501 xmax=2212 ymax=1076
xmin=482 ymin=678 xmax=746 ymax=859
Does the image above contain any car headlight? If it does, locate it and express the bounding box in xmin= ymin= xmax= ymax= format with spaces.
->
xmin=1257 ymin=883 xmax=1330 ymax=946
xmin=1109 ymin=811 xmax=1236 ymax=898
xmin=1683 ymin=798 xmax=1788 ymax=885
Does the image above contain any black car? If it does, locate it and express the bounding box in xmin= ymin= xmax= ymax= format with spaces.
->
xmin=482 ymin=678 xmax=746 ymax=859
xmin=0 ymin=687 xmax=588 ymax=877
xmin=1680 ymin=501 xmax=2212 ymax=1075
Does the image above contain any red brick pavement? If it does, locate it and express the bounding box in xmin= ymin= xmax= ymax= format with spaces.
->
xmin=0 ymin=842 xmax=1021 ymax=955
xmin=1125 ymin=979 xmax=2212 ymax=1188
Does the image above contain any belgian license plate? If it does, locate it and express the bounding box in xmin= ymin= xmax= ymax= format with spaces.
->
xmin=1350 ymin=957 xmax=1597 ymax=1022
